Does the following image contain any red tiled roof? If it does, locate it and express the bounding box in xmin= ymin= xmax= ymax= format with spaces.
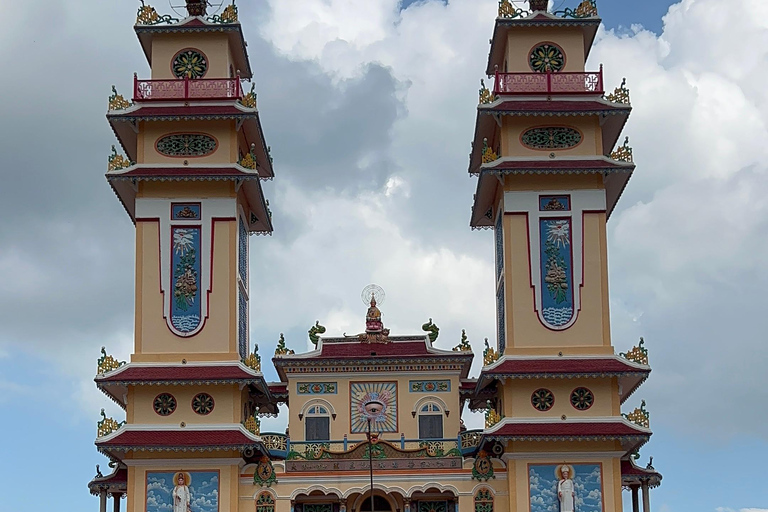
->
xmin=269 ymin=383 xmax=288 ymax=394
xmin=88 ymin=467 xmax=128 ymax=495
xmin=108 ymin=105 xmax=253 ymax=119
xmin=97 ymin=429 xmax=259 ymax=449
xmin=483 ymin=357 xmax=649 ymax=376
xmin=621 ymin=460 xmax=661 ymax=477
xmin=486 ymin=420 xmax=649 ymax=439
xmin=108 ymin=167 xmax=257 ymax=178
xmin=482 ymin=159 xmax=633 ymax=172
xmin=483 ymin=100 xmax=630 ymax=114
xmin=96 ymin=364 xmax=261 ymax=384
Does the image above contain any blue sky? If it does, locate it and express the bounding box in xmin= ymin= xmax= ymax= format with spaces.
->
xmin=1 ymin=1 xmax=768 ymax=512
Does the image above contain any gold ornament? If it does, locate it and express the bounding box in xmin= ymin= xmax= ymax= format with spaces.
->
xmin=220 ymin=4 xmax=238 ymax=23
xmin=97 ymin=409 xmax=125 ymax=437
xmin=623 ymin=400 xmax=650 ymax=428
xmin=244 ymin=351 xmax=262 ymax=371
xmin=136 ymin=4 xmax=159 ymax=24
xmin=484 ymin=401 xmax=502 ymax=428
xmin=620 ymin=337 xmax=649 ymax=365
xmin=610 ymin=136 xmax=633 ymax=163
xmin=605 ymin=78 xmax=630 ymax=104
xmin=97 ymin=346 xmax=125 ymax=375
xmin=481 ymin=138 xmax=499 ymax=164
xmin=453 ymin=329 xmax=472 ymax=352
xmin=108 ymin=86 xmax=131 ymax=111
xmin=108 ymin=146 xmax=132 ymax=171
xmin=240 ymin=84 xmax=257 ymax=109
xmin=479 ymin=79 xmax=493 ymax=105
xmin=244 ymin=414 xmax=261 ymax=435
xmin=483 ymin=338 xmax=500 ymax=366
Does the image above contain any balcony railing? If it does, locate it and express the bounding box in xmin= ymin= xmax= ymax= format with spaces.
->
xmin=260 ymin=430 xmax=483 ymax=460
xmin=133 ymin=74 xmax=243 ymax=101
xmin=494 ymin=68 xmax=604 ymax=96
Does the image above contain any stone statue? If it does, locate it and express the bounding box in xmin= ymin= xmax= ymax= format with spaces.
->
xmin=557 ymin=465 xmax=575 ymax=512
xmin=172 ymin=473 xmax=191 ymax=512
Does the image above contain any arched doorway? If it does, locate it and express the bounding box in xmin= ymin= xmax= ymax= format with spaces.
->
xmin=358 ymin=496 xmax=393 ymax=512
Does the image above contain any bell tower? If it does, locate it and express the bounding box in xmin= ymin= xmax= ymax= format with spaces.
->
xmin=107 ymin=0 xmax=274 ymax=363
xmin=91 ymin=3 xmax=275 ymax=512
xmin=471 ymin=1 xmax=662 ymax=511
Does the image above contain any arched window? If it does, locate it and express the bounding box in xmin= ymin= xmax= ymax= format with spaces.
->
xmin=305 ymin=404 xmax=330 ymax=441
xmin=418 ymin=402 xmax=444 ymax=439
xmin=256 ymin=493 xmax=275 ymax=512
xmin=360 ymin=496 xmax=393 ymax=512
xmin=474 ymin=489 xmax=493 ymax=512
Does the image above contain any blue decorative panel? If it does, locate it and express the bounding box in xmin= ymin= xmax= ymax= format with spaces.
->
xmin=298 ymin=382 xmax=337 ymax=394
xmin=238 ymin=217 xmax=248 ymax=284
xmin=350 ymin=382 xmax=398 ymax=433
xmin=539 ymin=195 xmax=571 ymax=211
xmin=539 ymin=218 xmax=574 ymax=328
xmin=496 ymin=283 xmax=505 ymax=354
xmin=529 ymin=464 xmax=603 ymax=512
xmin=171 ymin=227 xmax=201 ymax=334
xmin=146 ymin=471 xmax=219 ymax=512
xmin=172 ymin=203 xmax=201 ymax=220
xmin=495 ymin=213 xmax=503 ymax=280
xmin=409 ymin=380 xmax=451 ymax=393
xmin=238 ymin=290 xmax=247 ymax=359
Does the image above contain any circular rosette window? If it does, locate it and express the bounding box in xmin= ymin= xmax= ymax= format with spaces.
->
xmin=153 ymin=393 xmax=177 ymax=416
xmin=570 ymin=387 xmax=595 ymax=410
xmin=172 ymin=48 xmax=208 ymax=79
xmin=191 ymin=392 xmax=215 ymax=415
xmin=529 ymin=43 xmax=565 ymax=73
xmin=521 ymin=127 xmax=582 ymax=150
xmin=531 ymin=388 xmax=555 ymax=411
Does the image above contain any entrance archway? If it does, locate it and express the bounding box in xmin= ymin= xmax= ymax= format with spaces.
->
xmin=358 ymin=496 xmax=393 ymax=512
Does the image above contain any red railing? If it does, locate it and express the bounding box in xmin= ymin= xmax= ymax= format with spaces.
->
xmin=493 ymin=68 xmax=604 ymax=96
xmin=133 ymin=74 xmax=243 ymax=101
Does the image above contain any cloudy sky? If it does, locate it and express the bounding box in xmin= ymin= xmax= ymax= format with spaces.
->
xmin=0 ymin=0 xmax=767 ymax=511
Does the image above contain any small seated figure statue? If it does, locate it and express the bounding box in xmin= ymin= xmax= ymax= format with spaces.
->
xmin=366 ymin=296 xmax=383 ymax=332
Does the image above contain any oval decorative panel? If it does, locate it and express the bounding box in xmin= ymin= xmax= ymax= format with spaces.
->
xmin=521 ymin=127 xmax=582 ymax=150
xmin=156 ymin=133 xmax=217 ymax=157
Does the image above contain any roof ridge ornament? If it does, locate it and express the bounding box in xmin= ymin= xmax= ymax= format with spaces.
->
xmin=359 ymin=284 xmax=390 ymax=343
xmin=274 ymin=333 xmax=295 ymax=356
xmin=97 ymin=346 xmax=126 ymax=375
xmin=135 ymin=1 xmax=178 ymax=25
xmin=620 ymin=337 xmax=649 ymax=365
xmin=498 ymin=0 xmax=529 ymax=19
xmin=483 ymin=338 xmax=500 ymax=366
xmin=185 ymin=0 xmax=207 ymax=16
xmin=308 ymin=321 xmax=327 ymax=346
xmin=623 ymin=400 xmax=650 ymax=428
xmin=422 ymin=318 xmax=440 ymax=342
xmin=554 ymin=0 xmax=599 ymax=18
xmin=453 ymin=329 xmax=473 ymax=352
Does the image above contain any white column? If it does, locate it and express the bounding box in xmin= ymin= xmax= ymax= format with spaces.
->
xmin=642 ymin=483 xmax=651 ymax=512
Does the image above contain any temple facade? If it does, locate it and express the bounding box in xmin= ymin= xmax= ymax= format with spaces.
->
xmin=89 ymin=1 xmax=662 ymax=512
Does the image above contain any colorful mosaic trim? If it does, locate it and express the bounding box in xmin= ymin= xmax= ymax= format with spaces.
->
xmin=286 ymin=456 xmax=462 ymax=472
xmin=172 ymin=203 xmax=201 ymax=220
xmin=409 ymin=380 xmax=451 ymax=393
xmin=297 ymin=382 xmax=337 ymax=394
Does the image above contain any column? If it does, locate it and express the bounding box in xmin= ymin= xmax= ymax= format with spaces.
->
xmin=112 ymin=492 xmax=121 ymax=512
xmin=641 ymin=482 xmax=651 ymax=512
xmin=631 ymin=486 xmax=639 ymax=512
xmin=99 ymin=490 xmax=107 ymax=512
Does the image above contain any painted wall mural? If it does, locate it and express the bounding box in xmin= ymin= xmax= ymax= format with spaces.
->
xmin=528 ymin=464 xmax=603 ymax=512
xmin=146 ymin=471 xmax=219 ymax=512
xmin=350 ymin=381 xmax=398 ymax=433
xmin=171 ymin=226 xmax=202 ymax=334
xmin=409 ymin=380 xmax=450 ymax=393
xmin=539 ymin=217 xmax=574 ymax=327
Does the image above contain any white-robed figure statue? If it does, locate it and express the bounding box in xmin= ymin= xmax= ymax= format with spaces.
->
xmin=557 ymin=465 xmax=576 ymax=512
xmin=172 ymin=472 xmax=191 ymax=512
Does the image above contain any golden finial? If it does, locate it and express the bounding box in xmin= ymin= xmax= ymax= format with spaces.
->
xmin=240 ymin=83 xmax=257 ymax=109
xmin=484 ymin=400 xmax=502 ymax=428
xmin=243 ymin=344 xmax=262 ymax=371
xmin=244 ymin=411 xmax=261 ymax=435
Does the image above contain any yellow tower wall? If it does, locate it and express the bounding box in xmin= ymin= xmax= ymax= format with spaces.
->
xmin=150 ymin=33 xmax=234 ymax=80
xmin=128 ymin=384 xmax=240 ymax=424
xmin=504 ymin=27 xmax=586 ymax=73
xmin=139 ymin=120 xmax=239 ymax=165
xmin=501 ymin=117 xmax=604 ymax=158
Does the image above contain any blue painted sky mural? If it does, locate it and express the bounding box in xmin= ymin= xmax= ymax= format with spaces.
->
xmin=146 ymin=472 xmax=219 ymax=512
xmin=529 ymin=464 xmax=603 ymax=512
